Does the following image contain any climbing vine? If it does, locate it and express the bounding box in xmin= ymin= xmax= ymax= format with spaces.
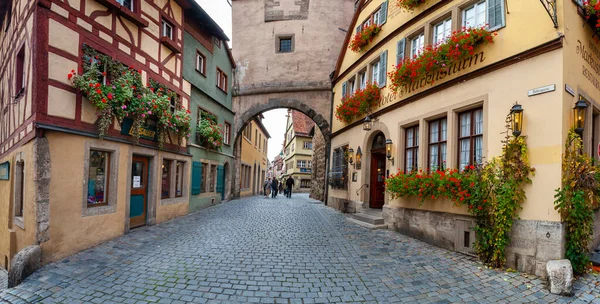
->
xmin=554 ymin=129 xmax=599 ymax=275
xmin=386 ymin=114 xmax=534 ymax=268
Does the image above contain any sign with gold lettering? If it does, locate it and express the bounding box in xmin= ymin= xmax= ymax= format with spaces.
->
xmin=121 ymin=117 xmax=158 ymax=141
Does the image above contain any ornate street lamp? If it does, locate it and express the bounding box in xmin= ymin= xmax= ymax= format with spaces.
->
xmin=356 ymin=146 xmax=362 ymax=170
xmin=385 ymin=139 xmax=394 ymax=165
xmin=573 ymin=99 xmax=588 ymax=136
xmin=363 ymin=115 xmax=372 ymax=131
xmin=510 ymin=103 xmax=524 ymax=137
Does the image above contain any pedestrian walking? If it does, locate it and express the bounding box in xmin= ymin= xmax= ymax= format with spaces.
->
xmin=264 ymin=178 xmax=271 ymax=197
xmin=271 ymin=178 xmax=279 ymax=198
xmin=286 ymin=176 xmax=295 ymax=198
xmin=278 ymin=182 xmax=283 ymax=195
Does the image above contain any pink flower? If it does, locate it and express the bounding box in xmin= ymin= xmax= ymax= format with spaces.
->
xmin=141 ymin=114 xmax=146 ymax=118
xmin=121 ymin=105 xmax=127 ymax=109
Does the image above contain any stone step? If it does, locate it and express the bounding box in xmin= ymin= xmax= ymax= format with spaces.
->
xmin=352 ymin=212 xmax=384 ymax=225
xmin=347 ymin=217 xmax=388 ymax=230
xmin=361 ymin=208 xmax=383 ymax=216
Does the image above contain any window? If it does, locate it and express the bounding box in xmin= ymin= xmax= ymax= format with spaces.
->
xmin=300 ymin=179 xmax=310 ymax=188
xmin=162 ymin=20 xmax=173 ymax=40
xmin=410 ymin=33 xmax=424 ymax=58
xmin=14 ymin=159 xmax=24 ymax=217
xmin=373 ymin=7 xmax=381 ymax=25
xmin=329 ymin=146 xmax=348 ymax=189
xmin=214 ymin=37 xmax=221 ymax=48
xmin=347 ymin=77 xmax=356 ymax=95
xmin=359 ymin=70 xmax=367 ymax=90
xmin=428 ymin=118 xmax=447 ymax=171
xmin=243 ymin=123 xmax=252 ymax=141
xmin=458 ymin=108 xmax=484 ymax=170
xmin=278 ymin=37 xmax=293 ymax=53
xmin=169 ymin=96 xmax=179 ymax=114
xmin=216 ymin=68 xmax=227 ymax=92
xmin=371 ymin=59 xmax=380 ymax=85
xmin=209 ymin=165 xmax=216 ymax=192
xmin=463 ymin=1 xmax=486 ymax=28
xmin=308 ymin=161 xmax=312 ymax=168
xmin=241 ymin=164 xmax=251 ymax=189
xmin=175 ymin=161 xmax=184 ymax=197
xmin=15 ymin=45 xmax=25 ymax=94
xmin=224 ymin=123 xmax=231 ymax=145
xmin=433 ymin=18 xmax=452 ymax=44
xmin=201 ymin=163 xmax=208 ymax=193
xmin=303 ymin=141 xmax=312 ymax=149
xmin=116 ymin=0 xmax=134 ymax=11
xmin=259 ymin=134 xmax=262 ymax=150
xmin=255 ymin=130 xmax=258 ymax=146
xmin=87 ymin=150 xmax=110 ymax=206
xmin=196 ymin=52 xmax=206 ymax=75
xmin=292 ymin=143 xmax=295 ymax=152
xmin=297 ymin=160 xmax=306 ymax=168
xmin=161 ymin=160 xmax=171 ymax=199
xmin=405 ymin=126 xmax=419 ymax=172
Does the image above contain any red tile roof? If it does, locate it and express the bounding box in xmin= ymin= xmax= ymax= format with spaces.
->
xmin=291 ymin=110 xmax=314 ymax=137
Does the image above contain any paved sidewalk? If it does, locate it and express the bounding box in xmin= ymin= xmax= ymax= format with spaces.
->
xmin=0 ymin=268 xmax=6 ymax=292
xmin=0 ymin=193 xmax=598 ymax=303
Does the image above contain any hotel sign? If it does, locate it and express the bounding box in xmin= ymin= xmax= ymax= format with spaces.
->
xmin=0 ymin=162 xmax=9 ymax=180
xmin=121 ymin=117 xmax=158 ymax=141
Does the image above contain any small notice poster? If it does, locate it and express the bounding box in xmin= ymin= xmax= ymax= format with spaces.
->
xmin=133 ymin=176 xmax=141 ymax=188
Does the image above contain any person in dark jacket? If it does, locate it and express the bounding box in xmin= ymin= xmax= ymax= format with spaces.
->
xmin=286 ymin=176 xmax=295 ymax=198
xmin=271 ymin=179 xmax=279 ymax=198
xmin=278 ymin=182 xmax=283 ymax=194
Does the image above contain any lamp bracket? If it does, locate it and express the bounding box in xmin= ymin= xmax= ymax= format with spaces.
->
xmin=540 ymin=0 xmax=558 ymax=28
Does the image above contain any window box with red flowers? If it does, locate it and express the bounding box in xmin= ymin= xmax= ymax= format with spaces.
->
xmin=349 ymin=24 xmax=382 ymax=53
xmin=396 ymin=0 xmax=427 ymax=11
xmin=388 ymin=26 xmax=496 ymax=92
xmin=582 ymin=0 xmax=600 ymax=35
xmin=335 ymin=83 xmax=381 ymax=123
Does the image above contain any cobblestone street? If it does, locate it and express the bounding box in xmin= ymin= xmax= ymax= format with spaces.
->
xmin=0 ymin=194 xmax=599 ymax=303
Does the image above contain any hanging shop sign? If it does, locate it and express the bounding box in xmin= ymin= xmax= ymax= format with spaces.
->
xmin=121 ymin=117 xmax=158 ymax=141
xmin=0 ymin=162 xmax=9 ymax=180
xmin=528 ymin=84 xmax=556 ymax=97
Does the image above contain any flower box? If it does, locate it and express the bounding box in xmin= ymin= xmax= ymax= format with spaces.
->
xmin=349 ymin=24 xmax=382 ymax=53
xmin=335 ymin=84 xmax=381 ymax=123
xmin=396 ymin=0 xmax=427 ymax=10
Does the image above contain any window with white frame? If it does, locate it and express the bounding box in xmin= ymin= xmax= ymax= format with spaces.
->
xmin=297 ymin=160 xmax=307 ymax=168
xmin=162 ymin=20 xmax=173 ymax=40
xmin=433 ymin=18 xmax=452 ymax=45
xmin=303 ymin=141 xmax=312 ymax=149
xmin=359 ymin=70 xmax=367 ymax=90
xmin=117 ymin=0 xmax=134 ymax=11
xmin=347 ymin=77 xmax=355 ymax=95
xmin=175 ymin=161 xmax=184 ymax=197
xmin=405 ymin=126 xmax=419 ymax=172
xmin=209 ymin=165 xmax=216 ymax=192
xmin=463 ymin=1 xmax=487 ymax=28
xmin=196 ymin=52 xmax=206 ymax=75
xmin=458 ymin=108 xmax=484 ymax=170
xmin=371 ymin=59 xmax=380 ymax=85
xmin=373 ymin=7 xmax=381 ymax=25
xmin=224 ymin=123 xmax=231 ymax=145
xmin=410 ymin=33 xmax=424 ymax=58
xmin=428 ymin=118 xmax=447 ymax=171
xmin=308 ymin=160 xmax=312 ymax=168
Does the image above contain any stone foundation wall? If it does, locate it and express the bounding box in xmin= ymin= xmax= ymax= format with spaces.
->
xmin=310 ymin=128 xmax=326 ymax=201
xmin=591 ymin=208 xmax=600 ymax=250
xmin=383 ymin=206 xmax=565 ymax=278
xmin=327 ymin=196 xmax=360 ymax=214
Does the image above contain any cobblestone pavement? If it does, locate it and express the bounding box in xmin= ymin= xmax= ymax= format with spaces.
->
xmin=0 ymin=268 xmax=6 ymax=291
xmin=0 ymin=193 xmax=599 ymax=303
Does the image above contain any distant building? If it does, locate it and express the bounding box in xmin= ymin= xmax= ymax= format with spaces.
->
xmin=239 ymin=115 xmax=270 ymax=196
xmin=282 ymin=110 xmax=314 ymax=192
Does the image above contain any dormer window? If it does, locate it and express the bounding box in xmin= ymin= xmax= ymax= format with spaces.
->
xmin=162 ymin=20 xmax=173 ymax=40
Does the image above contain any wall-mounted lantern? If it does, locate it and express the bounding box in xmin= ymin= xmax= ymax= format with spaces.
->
xmin=356 ymin=146 xmax=362 ymax=170
xmin=510 ymin=103 xmax=524 ymax=137
xmin=573 ymin=99 xmax=588 ymax=136
xmin=363 ymin=115 xmax=372 ymax=131
xmin=348 ymin=147 xmax=355 ymax=168
xmin=385 ymin=139 xmax=394 ymax=165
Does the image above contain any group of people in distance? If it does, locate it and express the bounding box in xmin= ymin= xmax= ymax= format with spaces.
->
xmin=263 ymin=176 xmax=295 ymax=198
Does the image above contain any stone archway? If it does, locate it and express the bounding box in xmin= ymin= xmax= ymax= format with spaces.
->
xmin=231 ymin=98 xmax=332 ymax=199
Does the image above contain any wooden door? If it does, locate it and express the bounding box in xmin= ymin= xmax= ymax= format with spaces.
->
xmin=369 ymin=153 xmax=386 ymax=209
xmin=130 ymin=156 xmax=149 ymax=228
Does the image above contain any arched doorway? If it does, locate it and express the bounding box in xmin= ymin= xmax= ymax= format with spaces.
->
xmin=369 ymin=132 xmax=387 ymax=209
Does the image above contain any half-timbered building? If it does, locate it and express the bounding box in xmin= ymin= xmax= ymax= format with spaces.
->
xmin=0 ymin=0 xmax=197 ymax=269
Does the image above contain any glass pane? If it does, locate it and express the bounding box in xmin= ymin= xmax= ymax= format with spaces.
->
xmin=122 ymin=0 xmax=132 ymax=10
xmin=460 ymin=113 xmax=471 ymax=137
xmin=464 ymin=7 xmax=475 ymax=27
xmin=279 ymin=39 xmax=292 ymax=52
xmin=132 ymin=161 xmax=144 ymax=189
xmin=429 ymin=145 xmax=438 ymax=170
xmin=407 ymin=128 xmax=413 ymax=148
xmin=440 ymin=143 xmax=447 ymax=169
xmin=88 ymin=150 xmax=109 ymax=205
xmin=161 ymin=161 xmax=171 ymax=199
xmin=415 ymin=126 xmax=419 ymax=145
xmin=474 ymin=136 xmax=483 ymax=164
xmin=430 ymin=121 xmax=439 ymax=143
xmin=441 ymin=118 xmax=447 ymax=141
xmin=476 ymin=2 xmax=487 ymax=27
xmin=459 ymin=139 xmax=470 ymax=170
xmin=406 ymin=149 xmax=413 ymax=172
xmin=475 ymin=109 xmax=484 ymax=135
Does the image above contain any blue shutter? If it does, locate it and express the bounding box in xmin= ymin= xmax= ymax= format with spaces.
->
xmin=488 ymin=0 xmax=505 ymax=30
xmin=341 ymin=81 xmax=347 ymax=98
xmin=191 ymin=161 xmax=202 ymax=195
xmin=216 ymin=165 xmax=225 ymax=200
xmin=380 ymin=0 xmax=388 ymax=25
xmin=379 ymin=50 xmax=387 ymax=87
xmin=396 ymin=38 xmax=405 ymax=65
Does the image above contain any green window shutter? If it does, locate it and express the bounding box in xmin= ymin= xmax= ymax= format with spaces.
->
xmin=396 ymin=38 xmax=405 ymax=65
xmin=488 ymin=0 xmax=505 ymax=30
xmin=380 ymin=0 xmax=388 ymax=25
xmin=191 ymin=161 xmax=202 ymax=195
xmin=216 ymin=165 xmax=225 ymax=200
xmin=379 ymin=50 xmax=387 ymax=87
xmin=342 ymin=81 xmax=347 ymax=98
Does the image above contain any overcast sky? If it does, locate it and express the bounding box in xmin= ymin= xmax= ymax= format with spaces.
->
xmin=199 ymin=1 xmax=288 ymax=162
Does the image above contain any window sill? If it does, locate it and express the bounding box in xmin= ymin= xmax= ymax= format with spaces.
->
xmin=14 ymin=216 xmax=24 ymax=230
xmin=216 ymin=85 xmax=228 ymax=94
xmin=161 ymin=37 xmax=181 ymax=53
xmin=196 ymin=69 xmax=206 ymax=77
xmin=87 ymin=202 xmax=109 ymax=208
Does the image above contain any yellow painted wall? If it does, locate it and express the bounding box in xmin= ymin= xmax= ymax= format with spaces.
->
xmin=240 ymin=120 xmax=269 ymax=196
xmin=0 ymin=141 xmax=37 ymax=270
